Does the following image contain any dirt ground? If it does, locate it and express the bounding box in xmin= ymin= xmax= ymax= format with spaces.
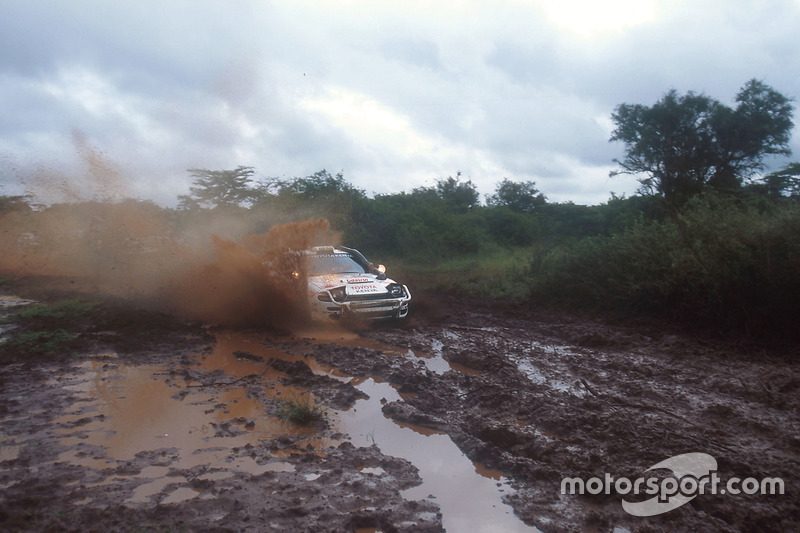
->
xmin=1 ymin=288 xmax=798 ymax=532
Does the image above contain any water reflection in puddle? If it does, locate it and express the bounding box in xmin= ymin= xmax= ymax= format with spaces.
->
xmin=295 ymin=324 xmax=480 ymax=376
xmin=128 ymin=475 xmax=188 ymax=504
xmin=48 ymin=355 xmax=325 ymax=504
xmin=54 ymin=361 xmax=313 ymax=463
xmin=334 ymin=378 xmax=537 ymax=532
xmin=208 ymin=331 xmax=535 ymax=530
xmin=45 ymin=329 xmax=535 ymax=530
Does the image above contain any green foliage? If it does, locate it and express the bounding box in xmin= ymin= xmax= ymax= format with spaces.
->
xmin=275 ymin=169 xmax=364 ymax=201
xmin=752 ymin=162 xmax=800 ymax=198
xmin=611 ymin=79 xmax=794 ymax=204
xmin=276 ymin=395 xmax=326 ymax=425
xmin=536 ymin=202 xmax=607 ymax=242
xmin=483 ymin=207 xmax=539 ymax=246
xmin=486 ymin=178 xmax=546 ymax=213
xmin=530 ymin=194 xmax=800 ymax=339
xmin=5 ymin=330 xmax=79 ymax=355
xmin=353 ymin=187 xmax=492 ymax=258
xmin=1 ymin=299 xmax=97 ymax=359
xmin=432 ymin=172 xmax=479 ymax=211
xmin=10 ymin=299 xmax=97 ymax=321
xmin=272 ymin=170 xmax=368 ymax=240
xmin=390 ymin=246 xmax=534 ymax=300
xmin=178 ymin=166 xmax=257 ymax=209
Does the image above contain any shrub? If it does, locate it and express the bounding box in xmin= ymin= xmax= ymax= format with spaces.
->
xmin=276 ymin=395 xmax=326 ymax=425
xmin=530 ymin=194 xmax=800 ymax=339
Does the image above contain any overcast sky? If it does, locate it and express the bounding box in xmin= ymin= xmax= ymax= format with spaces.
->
xmin=1 ymin=0 xmax=799 ymax=206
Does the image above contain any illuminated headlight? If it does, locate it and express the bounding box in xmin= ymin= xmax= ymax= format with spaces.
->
xmin=388 ymin=284 xmax=403 ymax=298
xmin=330 ymin=286 xmax=347 ymax=302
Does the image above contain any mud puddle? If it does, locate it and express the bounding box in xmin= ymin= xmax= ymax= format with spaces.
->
xmin=208 ymin=328 xmax=537 ymax=531
xmin=286 ymin=325 xmax=536 ymax=530
xmin=45 ymin=357 xmax=311 ymax=505
xmin=4 ymin=291 xmax=800 ymax=531
xmin=293 ymin=324 xmax=479 ymax=376
xmin=5 ymin=326 xmax=536 ymax=530
xmin=336 ymin=378 xmax=531 ymax=532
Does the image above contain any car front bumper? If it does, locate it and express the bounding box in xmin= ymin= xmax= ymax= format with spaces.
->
xmin=311 ymin=285 xmax=411 ymax=320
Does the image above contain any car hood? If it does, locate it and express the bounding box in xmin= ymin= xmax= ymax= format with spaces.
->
xmin=308 ymin=272 xmax=397 ymax=297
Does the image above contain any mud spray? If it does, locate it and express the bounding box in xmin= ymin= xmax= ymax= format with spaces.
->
xmin=1 ymin=139 xmax=339 ymax=327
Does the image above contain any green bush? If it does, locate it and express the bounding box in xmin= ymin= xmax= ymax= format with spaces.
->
xmin=483 ymin=207 xmax=539 ymax=246
xmin=530 ymin=194 xmax=800 ymax=339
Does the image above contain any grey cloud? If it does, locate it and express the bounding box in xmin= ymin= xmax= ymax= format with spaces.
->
xmin=1 ymin=0 xmax=799 ymax=206
xmin=380 ymin=39 xmax=443 ymax=71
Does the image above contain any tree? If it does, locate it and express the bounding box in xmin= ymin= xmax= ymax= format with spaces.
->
xmin=486 ymin=178 xmax=546 ymax=213
xmin=434 ymin=172 xmax=479 ymax=211
xmin=753 ymin=162 xmax=800 ymax=198
xmin=610 ymin=79 xmax=794 ymax=204
xmin=178 ymin=166 xmax=256 ymax=209
xmin=276 ymin=170 xmax=363 ymax=201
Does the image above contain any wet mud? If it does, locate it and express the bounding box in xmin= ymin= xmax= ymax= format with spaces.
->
xmin=1 ymin=295 xmax=799 ymax=532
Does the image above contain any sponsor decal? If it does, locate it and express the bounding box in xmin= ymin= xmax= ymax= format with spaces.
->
xmin=348 ymin=284 xmax=381 ymax=294
xmin=347 ymin=277 xmax=372 ymax=284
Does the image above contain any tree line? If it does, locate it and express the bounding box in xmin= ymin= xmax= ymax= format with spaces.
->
xmin=2 ymin=78 xmax=798 ymax=340
xmin=172 ymin=79 xmax=797 ymax=249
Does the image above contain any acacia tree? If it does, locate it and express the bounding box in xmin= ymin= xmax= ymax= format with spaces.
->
xmin=756 ymin=162 xmax=800 ymax=198
xmin=610 ymin=79 xmax=794 ymax=204
xmin=178 ymin=166 xmax=256 ymax=209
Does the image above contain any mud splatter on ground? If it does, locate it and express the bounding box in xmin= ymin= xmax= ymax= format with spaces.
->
xmin=1 ymin=291 xmax=799 ymax=532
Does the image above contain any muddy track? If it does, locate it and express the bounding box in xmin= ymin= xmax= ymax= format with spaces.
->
xmin=1 ymin=295 xmax=799 ymax=532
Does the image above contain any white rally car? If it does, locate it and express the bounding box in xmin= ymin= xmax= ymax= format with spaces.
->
xmin=271 ymin=246 xmax=411 ymax=321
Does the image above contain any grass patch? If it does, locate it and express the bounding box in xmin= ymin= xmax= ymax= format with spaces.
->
xmin=384 ymin=246 xmax=533 ymax=300
xmin=8 ymin=299 xmax=97 ymax=321
xmin=3 ymin=329 xmax=79 ymax=356
xmin=276 ymin=395 xmax=326 ymax=425
xmin=1 ymin=298 xmax=98 ymax=359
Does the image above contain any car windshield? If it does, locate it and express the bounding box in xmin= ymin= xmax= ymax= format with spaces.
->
xmin=306 ymin=253 xmax=366 ymax=276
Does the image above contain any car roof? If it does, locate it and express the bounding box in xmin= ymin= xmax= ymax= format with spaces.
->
xmin=307 ymin=246 xmax=350 ymax=255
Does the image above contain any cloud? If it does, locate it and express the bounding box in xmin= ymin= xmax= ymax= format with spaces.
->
xmin=1 ymin=0 xmax=798 ymax=206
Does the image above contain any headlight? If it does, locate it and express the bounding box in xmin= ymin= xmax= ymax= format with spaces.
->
xmin=388 ymin=284 xmax=403 ymax=298
xmin=330 ymin=286 xmax=346 ymax=302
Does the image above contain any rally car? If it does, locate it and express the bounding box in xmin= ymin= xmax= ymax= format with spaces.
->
xmin=268 ymin=246 xmax=411 ymax=321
